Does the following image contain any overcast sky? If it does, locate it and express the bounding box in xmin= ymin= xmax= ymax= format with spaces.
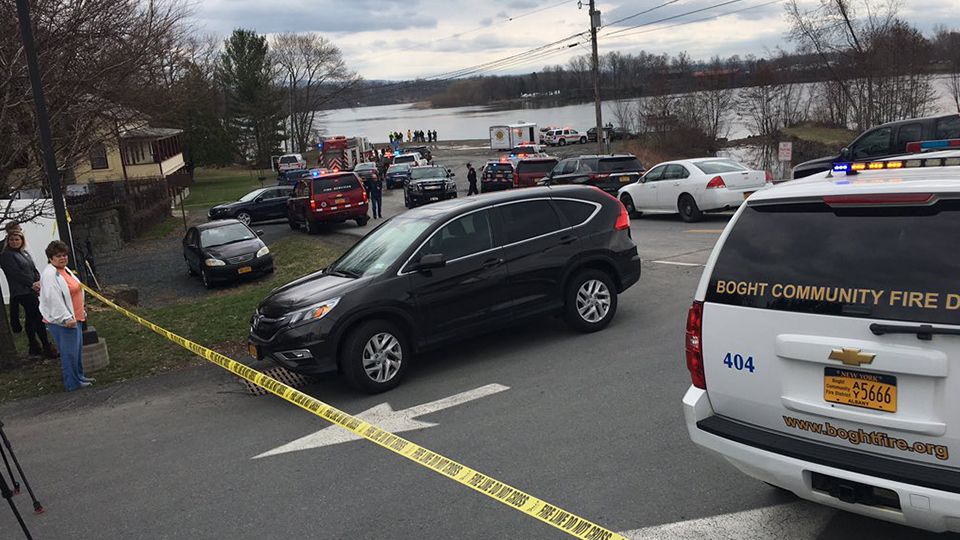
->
xmin=192 ymin=0 xmax=960 ymax=80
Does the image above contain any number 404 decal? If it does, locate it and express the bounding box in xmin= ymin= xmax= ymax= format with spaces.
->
xmin=723 ymin=353 xmax=755 ymax=373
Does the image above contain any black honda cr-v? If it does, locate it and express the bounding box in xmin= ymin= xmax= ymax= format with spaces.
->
xmin=248 ymin=185 xmax=641 ymax=393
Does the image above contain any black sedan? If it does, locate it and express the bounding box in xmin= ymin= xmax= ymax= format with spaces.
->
xmin=404 ymin=165 xmax=457 ymax=208
xmin=385 ymin=163 xmax=412 ymax=189
xmin=208 ymin=185 xmax=294 ymax=225
xmin=249 ymin=185 xmax=640 ymax=393
xmin=183 ymin=220 xmax=274 ymax=289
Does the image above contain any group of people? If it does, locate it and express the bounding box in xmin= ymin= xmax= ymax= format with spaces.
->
xmin=1 ymin=222 xmax=94 ymax=392
xmin=388 ymin=130 xmax=438 ymax=143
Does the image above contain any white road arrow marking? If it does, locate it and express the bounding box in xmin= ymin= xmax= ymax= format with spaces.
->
xmin=253 ymin=383 xmax=510 ymax=459
xmin=619 ymin=501 xmax=833 ymax=539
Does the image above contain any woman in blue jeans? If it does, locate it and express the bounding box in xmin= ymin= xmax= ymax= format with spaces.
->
xmin=38 ymin=241 xmax=94 ymax=391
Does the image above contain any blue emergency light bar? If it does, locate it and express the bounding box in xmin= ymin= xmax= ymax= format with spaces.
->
xmin=905 ymin=139 xmax=960 ymax=153
xmin=310 ymin=169 xmax=321 ymax=178
xmin=833 ymin=156 xmax=960 ymax=175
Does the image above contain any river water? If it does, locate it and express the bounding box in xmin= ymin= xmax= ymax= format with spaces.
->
xmin=318 ymin=77 xmax=958 ymax=144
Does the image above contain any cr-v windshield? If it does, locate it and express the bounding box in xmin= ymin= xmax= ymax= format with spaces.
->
xmin=326 ymin=216 xmax=434 ymax=277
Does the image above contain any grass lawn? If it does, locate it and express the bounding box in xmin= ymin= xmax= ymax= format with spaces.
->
xmin=183 ymin=167 xmax=272 ymax=210
xmin=0 ymin=235 xmax=345 ymax=403
xmin=783 ymin=124 xmax=858 ymax=147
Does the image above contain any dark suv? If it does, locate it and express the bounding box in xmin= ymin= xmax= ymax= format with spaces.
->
xmin=249 ymin=185 xmax=641 ymax=393
xmin=481 ymin=161 xmax=515 ymax=192
xmin=543 ymin=155 xmax=645 ymax=195
xmin=287 ymin=172 xmax=369 ymax=233
xmin=793 ymin=113 xmax=960 ymax=178
xmin=404 ymin=165 xmax=457 ymax=208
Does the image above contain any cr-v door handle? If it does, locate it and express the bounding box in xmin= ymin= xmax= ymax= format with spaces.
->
xmin=559 ymin=235 xmax=577 ymax=245
xmin=481 ymin=257 xmax=504 ymax=269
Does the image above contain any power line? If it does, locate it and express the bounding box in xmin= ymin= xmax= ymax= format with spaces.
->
xmin=601 ymin=0 xmax=747 ymax=39
xmin=603 ymin=0 xmax=685 ymax=27
xmin=601 ymin=0 xmax=783 ymax=41
xmin=435 ymin=0 xmax=576 ymax=42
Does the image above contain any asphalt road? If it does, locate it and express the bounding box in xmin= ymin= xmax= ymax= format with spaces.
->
xmin=2 ymin=147 xmax=957 ymax=539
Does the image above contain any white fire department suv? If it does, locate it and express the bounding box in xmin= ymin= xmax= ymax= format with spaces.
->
xmin=684 ymin=146 xmax=960 ymax=533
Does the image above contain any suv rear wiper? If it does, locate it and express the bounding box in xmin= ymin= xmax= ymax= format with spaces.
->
xmin=869 ymin=323 xmax=960 ymax=341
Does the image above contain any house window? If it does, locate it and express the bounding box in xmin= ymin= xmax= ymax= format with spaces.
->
xmin=89 ymin=143 xmax=109 ymax=170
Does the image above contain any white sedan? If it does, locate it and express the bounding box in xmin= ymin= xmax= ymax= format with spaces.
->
xmin=617 ymin=158 xmax=770 ymax=222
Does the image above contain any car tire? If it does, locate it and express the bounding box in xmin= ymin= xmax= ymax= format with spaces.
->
xmin=341 ymin=320 xmax=410 ymax=393
xmin=356 ymin=216 xmax=369 ymax=227
xmin=236 ymin=211 xmax=252 ymax=225
xmin=307 ymin=219 xmax=321 ymax=234
xmin=620 ymin=194 xmax=641 ymax=218
xmin=579 ymin=136 xmax=587 ymax=144
xmin=678 ymin=194 xmax=703 ymax=223
xmin=201 ymin=269 xmax=214 ymax=289
xmin=564 ymin=269 xmax=617 ymax=333
xmin=559 ymin=138 xmax=567 ymax=146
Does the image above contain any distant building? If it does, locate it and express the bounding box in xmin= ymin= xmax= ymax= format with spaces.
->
xmin=76 ymin=124 xmax=187 ymax=184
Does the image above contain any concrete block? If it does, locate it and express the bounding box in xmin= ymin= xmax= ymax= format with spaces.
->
xmin=83 ymin=339 xmax=110 ymax=372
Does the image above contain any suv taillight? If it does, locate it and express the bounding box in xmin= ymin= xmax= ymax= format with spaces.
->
xmin=706 ymin=176 xmax=726 ymax=189
xmin=615 ymin=203 xmax=630 ymax=230
xmin=686 ymin=301 xmax=706 ymax=389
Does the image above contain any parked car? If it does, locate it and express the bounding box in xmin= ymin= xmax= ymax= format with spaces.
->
xmin=514 ymin=157 xmax=559 ymax=188
xmin=586 ymin=126 xmax=616 ymax=143
xmin=353 ymin=162 xmax=377 ymax=173
xmin=481 ymin=160 xmax=516 ymax=193
xmin=618 ymin=158 xmax=767 ymax=223
xmin=385 ymin=163 xmax=413 ymax=189
xmin=402 ymin=146 xmax=432 ymax=162
xmin=792 ymin=113 xmax=960 ymax=179
xmin=287 ymin=171 xmax=370 ymax=233
xmin=277 ymin=168 xmax=315 ymax=186
xmin=543 ymin=128 xmax=587 ymax=146
xmin=208 ymin=185 xmax=294 ymax=225
xmin=183 ymin=220 xmax=273 ymax=289
xmin=542 ymin=155 xmax=646 ymax=195
xmin=685 ymin=149 xmax=960 ymax=534
xmin=248 ymin=185 xmax=641 ymax=392
xmin=277 ymin=153 xmax=306 ymax=172
xmin=393 ymin=152 xmax=425 ymax=167
xmin=404 ymin=165 xmax=457 ymax=208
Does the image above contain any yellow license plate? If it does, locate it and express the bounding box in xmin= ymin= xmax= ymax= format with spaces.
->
xmin=238 ymin=266 xmax=253 ymax=274
xmin=248 ymin=343 xmax=258 ymax=358
xmin=824 ymin=367 xmax=897 ymax=412
xmin=620 ymin=175 xmax=631 ymax=183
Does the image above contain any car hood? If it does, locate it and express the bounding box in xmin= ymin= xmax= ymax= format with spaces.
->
xmin=387 ymin=171 xmax=411 ymax=176
xmin=257 ymin=271 xmax=361 ymax=317
xmin=204 ymin=238 xmax=264 ymax=259
xmin=410 ymin=177 xmax=447 ymax=184
xmin=794 ymin=154 xmax=840 ymax=171
xmin=210 ymin=201 xmax=244 ymax=212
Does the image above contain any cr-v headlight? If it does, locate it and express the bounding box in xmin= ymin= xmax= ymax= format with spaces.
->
xmin=288 ymin=297 xmax=341 ymax=326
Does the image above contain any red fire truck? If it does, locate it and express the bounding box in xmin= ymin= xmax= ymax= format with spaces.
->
xmin=318 ymin=136 xmax=375 ymax=171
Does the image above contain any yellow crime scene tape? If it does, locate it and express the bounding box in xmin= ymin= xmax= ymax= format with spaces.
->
xmin=81 ymin=283 xmax=625 ymax=540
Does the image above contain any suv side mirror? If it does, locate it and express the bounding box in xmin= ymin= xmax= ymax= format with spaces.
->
xmin=840 ymin=147 xmax=850 ymax=159
xmin=416 ymin=253 xmax=446 ymax=271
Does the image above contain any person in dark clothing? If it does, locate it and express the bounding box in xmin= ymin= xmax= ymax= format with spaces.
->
xmin=1 ymin=230 xmax=57 ymax=358
xmin=466 ymin=163 xmax=478 ymax=196
xmin=363 ymin=172 xmax=383 ymax=219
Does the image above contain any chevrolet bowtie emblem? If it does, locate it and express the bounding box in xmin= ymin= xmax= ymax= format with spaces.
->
xmin=828 ymin=347 xmax=876 ymax=367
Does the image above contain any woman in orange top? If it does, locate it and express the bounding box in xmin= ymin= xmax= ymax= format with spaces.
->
xmin=38 ymin=241 xmax=93 ymax=391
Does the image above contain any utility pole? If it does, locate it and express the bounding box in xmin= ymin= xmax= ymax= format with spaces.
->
xmin=15 ymin=0 xmax=73 ymax=256
xmin=588 ymin=0 xmax=604 ymax=154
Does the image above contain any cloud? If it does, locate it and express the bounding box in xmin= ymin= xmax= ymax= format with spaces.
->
xmin=197 ymin=0 xmax=435 ymax=34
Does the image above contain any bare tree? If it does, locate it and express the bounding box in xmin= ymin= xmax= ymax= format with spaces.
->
xmin=0 ymin=0 xmax=187 ymax=358
xmin=272 ymin=33 xmax=361 ymax=153
xmin=608 ymin=99 xmax=637 ymax=134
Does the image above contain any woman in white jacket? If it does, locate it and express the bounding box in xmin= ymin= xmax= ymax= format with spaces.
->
xmin=38 ymin=241 xmax=93 ymax=391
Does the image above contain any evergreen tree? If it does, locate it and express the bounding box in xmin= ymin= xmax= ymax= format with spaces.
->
xmin=218 ymin=29 xmax=283 ymax=167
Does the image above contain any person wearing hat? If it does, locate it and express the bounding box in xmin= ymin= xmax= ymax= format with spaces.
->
xmin=466 ymin=163 xmax=478 ymax=196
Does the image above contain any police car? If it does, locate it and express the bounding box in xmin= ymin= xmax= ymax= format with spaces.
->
xmin=684 ymin=140 xmax=960 ymax=533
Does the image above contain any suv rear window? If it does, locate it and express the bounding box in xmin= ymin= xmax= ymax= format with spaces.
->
xmin=485 ymin=163 xmax=514 ymax=174
xmin=517 ymin=160 xmax=557 ymax=174
xmin=706 ymin=200 xmax=960 ymax=325
xmin=395 ymin=155 xmax=417 ymax=164
xmin=598 ymin=157 xmax=643 ymax=173
xmin=279 ymin=156 xmax=299 ymax=164
xmin=936 ymin=115 xmax=960 ymax=139
xmin=313 ymin=175 xmax=360 ymax=194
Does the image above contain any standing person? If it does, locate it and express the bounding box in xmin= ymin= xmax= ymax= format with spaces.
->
xmin=407 ymin=129 xmax=412 ymax=143
xmin=466 ymin=163 xmax=479 ymax=196
xmin=389 ymin=133 xmax=394 ymax=144
xmin=433 ymin=130 xmax=439 ymax=142
xmin=1 ymin=230 xmax=57 ymax=358
xmin=39 ymin=241 xmax=93 ymax=391
xmin=362 ymin=172 xmax=383 ymax=219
